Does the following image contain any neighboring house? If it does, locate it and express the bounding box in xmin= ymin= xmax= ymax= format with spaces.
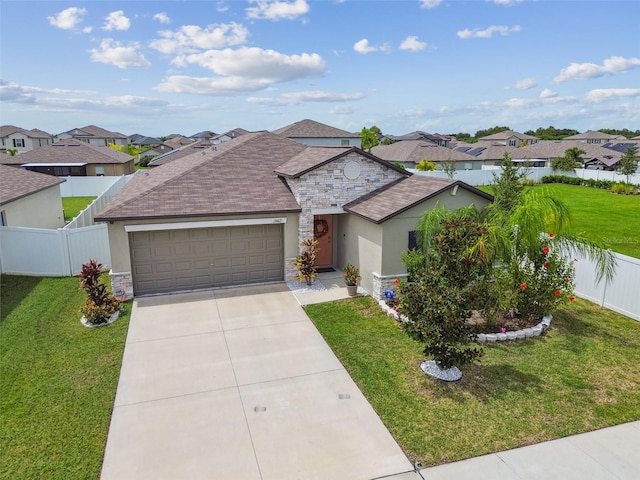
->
xmin=516 ymin=140 xmax=621 ymax=168
xmin=381 ymin=131 xmax=452 ymax=147
xmin=371 ymin=140 xmax=481 ymax=169
xmin=164 ymin=135 xmax=195 ymax=149
xmin=0 ymin=164 xmax=65 ymax=228
xmin=141 ymin=143 xmax=174 ymax=158
xmin=128 ymin=134 xmax=163 ymax=148
xmin=95 ymin=130 xmax=492 ymax=300
xmin=273 ymin=119 xmax=362 ymax=148
xmin=563 ymin=130 xmax=626 ymax=144
xmin=477 ymin=130 xmax=539 ymax=147
xmin=56 ymin=125 xmax=128 ymax=147
xmin=211 ymin=128 xmax=250 ymax=144
xmin=0 ymin=139 xmax=135 ymax=176
xmin=0 ymin=125 xmax=53 ymax=154
xmin=190 ymin=130 xmax=218 ymax=140
xmin=148 ymin=139 xmax=216 ymax=167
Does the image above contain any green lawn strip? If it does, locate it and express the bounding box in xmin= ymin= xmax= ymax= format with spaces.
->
xmin=0 ymin=275 xmax=130 ymax=479
xmin=305 ymin=297 xmax=640 ymax=467
xmin=478 ymin=184 xmax=640 ymax=258
xmin=62 ymin=196 xmax=97 ymax=222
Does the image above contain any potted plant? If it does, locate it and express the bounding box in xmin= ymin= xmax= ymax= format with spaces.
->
xmin=343 ymin=263 xmax=361 ymax=296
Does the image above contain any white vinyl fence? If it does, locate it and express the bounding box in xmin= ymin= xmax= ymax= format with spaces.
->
xmin=413 ymin=168 xmax=639 ymax=186
xmin=0 ymin=224 xmax=110 ymax=276
xmin=59 ymin=175 xmax=125 ymax=197
xmin=0 ymin=174 xmax=133 ymax=275
xmin=574 ymin=252 xmax=640 ymax=321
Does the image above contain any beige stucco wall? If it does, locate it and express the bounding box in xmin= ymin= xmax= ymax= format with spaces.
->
xmin=380 ymin=187 xmax=492 ymax=275
xmin=1 ymin=185 xmax=64 ymax=228
xmin=86 ymin=162 xmax=134 ymax=176
xmin=336 ymin=212 xmax=383 ymax=295
xmin=107 ymin=212 xmax=299 ymax=274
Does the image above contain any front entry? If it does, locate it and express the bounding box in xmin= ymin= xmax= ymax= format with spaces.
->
xmin=314 ymin=214 xmax=333 ymax=267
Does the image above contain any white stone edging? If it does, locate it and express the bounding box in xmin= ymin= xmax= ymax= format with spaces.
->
xmin=476 ymin=315 xmax=552 ymax=343
xmin=80 ymin=310 xmax=120 ymax=328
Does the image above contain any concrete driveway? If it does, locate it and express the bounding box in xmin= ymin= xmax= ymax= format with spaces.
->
xmin=101 ymin=284 xmax=415 ymax=480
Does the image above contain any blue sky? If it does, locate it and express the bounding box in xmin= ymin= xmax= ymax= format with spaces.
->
xmin=1 ymin=0 xmax=639 ymax=137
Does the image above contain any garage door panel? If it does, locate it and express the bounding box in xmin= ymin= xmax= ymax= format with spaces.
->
xmin=130 ymin=224 xmax=284 ymax=295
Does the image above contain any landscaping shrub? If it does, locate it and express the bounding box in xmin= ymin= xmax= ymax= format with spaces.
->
xmin=294 ymin=238 xmax=318 ymax=285
xmin=79 ymin=260 xmax=122 ymax=325
xmin=610 ymin=183 xmax=638 ymax=195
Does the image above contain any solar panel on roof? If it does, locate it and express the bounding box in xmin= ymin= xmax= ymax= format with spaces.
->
xmin=467 ymin=147 xmax=486 ymax=156
xmin=455 ymin=146 xmax=471 ymax=152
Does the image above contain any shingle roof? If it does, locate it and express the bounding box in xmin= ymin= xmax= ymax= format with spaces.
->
xmin=0 ymin=139 xmax=134 ymax=165
xmin=95 ymin=131 xmax=307 ymax=221
xmin=563 ymin=130 xmax=623 ymax=141
xmin=273 ymin=119 xmax=360 ymax=139
xmin=148 ymin=139 xmax=218 ymax=167
xmin=515 ymin=141 xmax=621 ymax=160
xmin=477 ymin=130 xmax=538 ymax=141
xmin=274 ymin=146 xmax=406 ymax=178
xmin=0 ymin=164 xmax=65 ymax=205
xmin=344 ymin=175 xmax=493 ymax=224
xmin=0 ymin=125 xmax=52 ymax=138
xmin=371 ymin=141 xmax=477 ymax=162
xmin=164 ymin=135 xmax=195 ymax=149
xmin=61 ymin=125 xmax=128 ymax=139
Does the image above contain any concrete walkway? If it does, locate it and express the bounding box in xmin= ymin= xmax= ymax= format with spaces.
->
xmin=101 ymin=283 xmax=414 ymax=480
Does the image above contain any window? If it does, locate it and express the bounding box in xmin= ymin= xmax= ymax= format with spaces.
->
xmin=341 ymin=140 xmax=350 ymax=146
xmin=408 ymin=231 xmax=418 ymax=250
xmin=0 ymin=210 xmax=6 ymax=226
xmin=95 ymin=166 xmax=105 ymax=176
xmin=13 ymin=138 xmax=25 ymax=148
xmin=464 ymin=162 xmax=473 ymax=170
xmin=508 ymin=139 xmax=517 ymax=147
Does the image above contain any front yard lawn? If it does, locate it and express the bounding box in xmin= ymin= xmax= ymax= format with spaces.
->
xmin=306 ymin=296 xmax=640 ymax=467
xmin=0 ymin=275 xmax=130 ymax=479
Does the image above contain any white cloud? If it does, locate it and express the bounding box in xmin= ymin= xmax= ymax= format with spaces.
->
xmin=420 ymin=0 xmax=442 ymax=8
xmin=400 ymin=36 xmax=429 ymax=52
xmin=353 ymin=38 xmax=390 ymax=54
xmin=89 ymin=39 xmax=151 ymax=69
xmin=514 ymin=78 xmax=537 ymax=90
xmin=247 ymin=90 xmax=365 ymax=106
xmin=47 ymin=7 xmax=88 ymax=31
xmin=553 ymin=56 xmax=640 ymax=83
xmin=539 ymin=89 xmax=557 ymax=99
xmin=156 ymin=47 xmax=325 ymax=95
xmin=102 ymin=11 xmax=131 ymax=31
xmin=150 ymin=23 xmax=249 ymax=55
xmin=153 ymin=13 xmax=170 ymax=24
xmin=457 ymin=25 xmax=521 ymax=39
xmin=246 ymin=0 xmax=310 ymax=21
xmin=586 ymin=88 xmax=640 ymax=103
xmin=177 ymin=47 xmax=324 ymax=81
xmin=490 ymin=0 xmax=523 ymax=6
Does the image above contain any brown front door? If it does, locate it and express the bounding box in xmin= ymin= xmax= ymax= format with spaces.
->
xmin=314 ymin=215 xmax=333 ymax=267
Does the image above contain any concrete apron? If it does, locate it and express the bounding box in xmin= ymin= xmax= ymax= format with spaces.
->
xmin=101 ymin=283 xmax=415 ymax=480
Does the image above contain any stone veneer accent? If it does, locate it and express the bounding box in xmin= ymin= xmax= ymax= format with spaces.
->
xmin=284 ymin=152 xmax=405 ymax=253
xmin=285 ymin=258 xmax=299 ymax=283
xmin=372 ymin=272 xmax=408 ymax=300
xmin=110 ymin=270 xmax=134 ymax=300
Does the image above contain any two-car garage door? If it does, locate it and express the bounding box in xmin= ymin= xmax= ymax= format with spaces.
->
xmin=130 ymin=224 xmax=284 ymax=296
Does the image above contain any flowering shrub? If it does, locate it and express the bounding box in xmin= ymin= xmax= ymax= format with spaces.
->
xmin=295 ymin=238 xmax=318 ymax=285
xmin=342 ymin=263 xmax=361 ymax=286
xmin=79 ymin=259 xmax=122 ymax=325
xmin=493 ymin=232 xmax=576 ymax=322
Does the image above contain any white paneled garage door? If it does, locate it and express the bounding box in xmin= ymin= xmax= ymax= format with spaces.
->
xmin=129 ymin=224 xmax=284 ymax=296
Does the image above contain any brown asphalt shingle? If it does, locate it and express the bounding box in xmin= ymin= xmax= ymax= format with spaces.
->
xmin=0 ymin=164 xmax=65 ymax=205
xmin=344 ymin=175 xmax=492 ymax=224
xmin=371 ymin=140 xmax=477 ymax=163
xmin=273 ymin=119 xmax=360 ymax=139
xmin=95 ymin=131 xmax=307 ymax=221
xmin=0 ymin=139 xmax=134 ymax=165
xmin=60 ymin=125 xmax=127 ymax=139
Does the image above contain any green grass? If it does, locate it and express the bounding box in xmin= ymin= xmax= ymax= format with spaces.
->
xmin=306 ymin=296 xmax=640 ymax=467
xmin=0 ymin=275 xmax=130 ymax=479
xmin=479 ymin=184 xmax=640 ymax=258
xmin=62 ymin=197 xmax=97 ymax=222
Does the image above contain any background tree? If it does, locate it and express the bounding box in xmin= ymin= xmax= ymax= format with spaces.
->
xmin=615 ymin=147 xmax=639 ymax=183
xmin=360 ymin=126 xmax=380 ymax=152
xmin=523 ymin=126 xmax=579 ymax=140
xmin=552 ymin=147 xmax=585 ymax=171
xmin=475 ymin=126 xmax=510 ymax=139
xmin=6 ymin=148 xmax=18 ymax=156
xmin=599 ymin=128 xmax=640 ymax=139
xmin=416 ymin=159 xmax=437 ymax=171
xmin=491 ymin=152 xmax=526 ymax=212
xmin=440 ymin=159 xmax=457 ymax=179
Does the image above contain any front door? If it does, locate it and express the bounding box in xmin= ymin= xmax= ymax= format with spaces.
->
xmin=314 ymin=214 xmax=333 ymax=267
